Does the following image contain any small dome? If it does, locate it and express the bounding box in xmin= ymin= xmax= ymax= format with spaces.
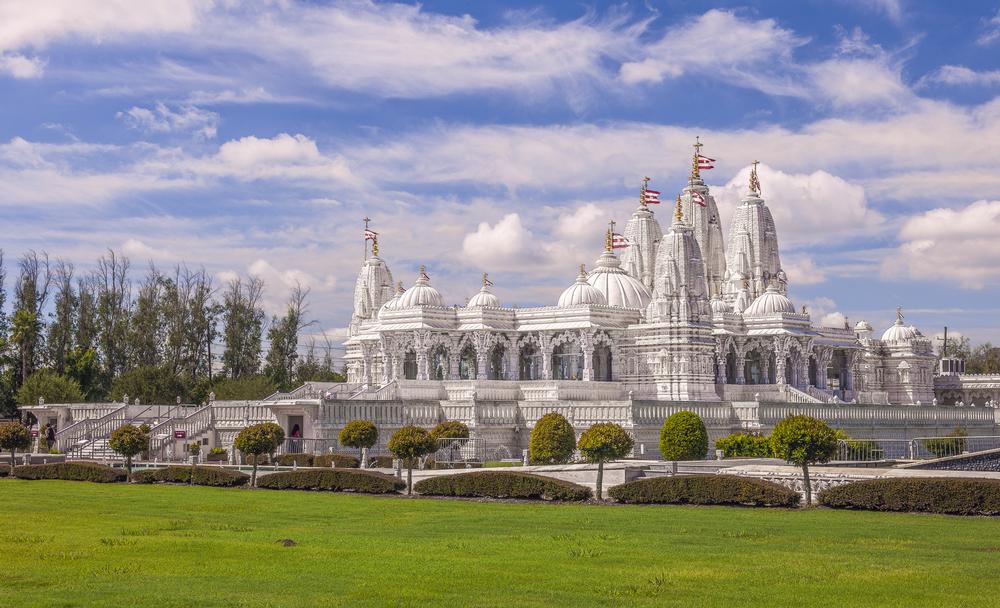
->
xmin=586 ymin=251 xmax=651 ymax=309
xmin=377 ymin=282 xmax=405 ymax=319
xmin=397 ymin=266 xmax=445 ymax=308
xmin=881 ymin=307 xmax=918 ymax=342
xmin=558 ymin=265 xmax=607 ymax=307
xmin=744 ymin=285 xmax=795 ymax=317
xmin=468 ymin=274 xmax=501 ymax=308
xmin=710 ymin=295 xmax=732 ymax=314
xmin=855 ymin=320 xmax=873 ymax=334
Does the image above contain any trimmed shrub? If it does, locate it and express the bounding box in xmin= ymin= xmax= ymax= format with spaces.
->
xmin=0 ymin=421 xmax=32 ymax=466
xmin=771 ymin=415 xmax=838 ymax=505
xmin=819 ymin=478 xmax=1000 ymax=516
xmin=609 ymin=475 xmax=800 ymax=507
xmin=276 ymin=453 xmax=314 ymax=467
xmin=715 ymin=433 xmax=773 ymax=458
xmin=659 ymin=411 xmax=708 ymax=461
xmin=414 ymin=471 xmax=591 ymax=501
xmin=0 ymin=464 xmax=9 ymax=477
xmin=368 ymin=455 xmax=395 ymax=468
xmin=256 ymin=469 xmax=404 ymax=494
xmin=313 ymin=453 xmax=360 ymax=468
xmin=431 ymin=421 xmax=470 ymax=440
xmin=235 ymin=422 xmax=285 ymax=487
xmin=388 ymin=425 xmax=437 ymax=495
xmin=131 ymin=466 xmax=249 ymax=487
xmin=13 ymin=462 xmax=126 ymax=483
xmin=577 ymin=423 xmax=633 ymax=499
xmin=339 ymin=419 xmax=379 ymax=460
xmin=529 ymin=412 xmax=576 ymax=465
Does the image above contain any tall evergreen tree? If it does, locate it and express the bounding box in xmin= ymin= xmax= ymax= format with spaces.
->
xmin=221 ymin=276 xmax=264 ymax=379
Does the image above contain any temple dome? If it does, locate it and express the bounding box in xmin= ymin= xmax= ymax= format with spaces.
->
xmin=881 ymin=307 xmax=918 ymax=342
xmin=467 ymin=277 xmax=501 ymax=308
xmin=558 ymin=265 xmax=607 ymax=307
xmin=710 ymin=295 xmax=732 ymax=314
xmin=397 ymin=266 xmax=445 ymax=308
xmin=744 ymin=285 xmax=795 ymax=317
xmin=587 ymin=250 xmax=651 ymax=309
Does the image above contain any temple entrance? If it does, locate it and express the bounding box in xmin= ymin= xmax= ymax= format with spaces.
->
xmin=552 ymin=341 xmax=583 ymax=380
xmin=725 ymin=348 xmax=737 ymax=383
xmin=459 ymin=345 xmax=477 ymax=380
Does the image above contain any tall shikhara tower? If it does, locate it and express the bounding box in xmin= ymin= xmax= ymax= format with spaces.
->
xmin=723 ymin=161 xmax=786 ymax=308
xmin=621 ymin=178 xmax=663 ymax=292
xmin=680 ymin=140 xmax=727 ymax=298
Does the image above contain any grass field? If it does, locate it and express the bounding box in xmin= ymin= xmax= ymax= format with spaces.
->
xmin=4 ymin=479 xmax=1000 ymax=607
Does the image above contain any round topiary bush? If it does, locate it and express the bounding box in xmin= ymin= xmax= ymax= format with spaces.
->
xmin=659 ymin=411 xmax=708 ymax=461
xmin=529 ymin=412 xmax=576 ymax=465
xmin=339 ymin=419 xmax=379 ymax=460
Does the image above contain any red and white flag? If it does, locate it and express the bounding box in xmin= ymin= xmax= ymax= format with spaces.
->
xmin=364 ymin=229 xmax=378 ymax=241
xmin=643 ymin=188 xmax=661 ymax=204
xmin=611 ymin=233 xmax=629 ymax=249
xmin=697 ymin=154 xmax=715 ymax=170
xmin=691 ymin=191 xmax=707 ymax=207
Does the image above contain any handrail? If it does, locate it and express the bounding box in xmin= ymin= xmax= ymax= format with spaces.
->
xmin=56 ymin=405 xmax=126 ymax=452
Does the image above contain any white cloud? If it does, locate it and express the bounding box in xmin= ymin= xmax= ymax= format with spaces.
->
xmin=882 ymin=200 xmax=1000 ymax=289
xmin=782 ymin=257 xmax=828 ymax=286
xmin=462 ymin=214 xmax=537 ymax=271
xmin=0 ymin=52 xmax=43 ymax=78
xmin=117 ymin=103 xmax=219 ymax=139
xmin=919 ymin=65 xmax=1000 ymax=87
xmin=978 ymin=9 xmax=1000 ymax=45
xmin=821 ymin=311 xmax=848 ymax=328
xmin=807 ymin=58 xmax=910 ymax=108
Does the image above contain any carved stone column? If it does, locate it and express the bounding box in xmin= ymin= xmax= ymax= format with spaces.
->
xmin=734 ymin=342 xmax=746 ymax=385
xmin=580 ymin=331 xmax=594 ymax=381
xmin=540 ymin=334 xmax=553 ymax=380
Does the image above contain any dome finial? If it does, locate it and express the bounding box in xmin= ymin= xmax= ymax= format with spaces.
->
xmin=482 ymin=272 xmax=493 ymax=288
xmin=579 ymin=263 xmax=587 ymax=278
xmin=896 ymin=305 xmax=904 ymax=324
xmin=749 ymin=160 xmax=762 ymax=196
xmin=371 ymin=236 xmax=379 ymax=257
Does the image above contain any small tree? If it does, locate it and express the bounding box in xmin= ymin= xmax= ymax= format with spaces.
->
xmin=577 ymin=423 xmax=634 ymax=500
xmin=339 ymin=419 xmax=379 ymax=464
xmin=770 ymin=415 xmax=838 ymax=505
xmin=0 ymin=421 xmax=32 ymax=466
xmin=430 ymin=420 xmax=470 ymax=440
xmin=529 ymin=412 xmax=576 ymax=465
xmin=108 ymin=424 xmax=149 ymax=481
xmin=234 ymin=422 xmax=286 ymax=487
xmin=659 ymin=411 xmax=708 ymax=461
xmin=387 ymin=425 xmax=436 ymax=495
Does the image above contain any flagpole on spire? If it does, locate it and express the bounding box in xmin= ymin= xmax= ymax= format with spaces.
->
xmin=363 ymin=216 xmax=371 ymax=260
xmin=749 ymin=160 xmax=761 ymax=196
xmin=640 ymin=176 xmax=649 ymax=208
xmin=692 ymin=136 xmax=702 ymax=179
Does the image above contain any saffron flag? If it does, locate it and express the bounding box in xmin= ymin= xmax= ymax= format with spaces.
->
xmin=691 ymin=191 xmax=707 ymax=207
xmin=697 ymin=154 xmax=715 ymax=170
xmin=611 ymin=233 xmax=629 ymax=249
xmin=364 ymin=229 xmax=378 ymax=241
xmin=643 ymin=189 xmax=661 ymax=204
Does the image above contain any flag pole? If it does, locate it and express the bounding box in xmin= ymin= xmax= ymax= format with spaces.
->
xmin=363 ymin=216 xmax=371 ymax=260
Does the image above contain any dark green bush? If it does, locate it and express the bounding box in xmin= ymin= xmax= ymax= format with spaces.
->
xmin=131 ymin=466 xmax=249 ymax=487
xmin=256 ymin=469 xmax=404 ymax=493
xmin=529 ymin=412 xmax=576 ymax=465
xmin=414 ymin=471 xmax=591 ymax=501
xmin=819 ymin=478 xmax=1000 ymax=515
xmin=0 ymin=464 xmax=9 ymax=477
xmin=368 ymin=455 xmax=395 ymax=468
xmin=715 ymin=433 xmax=773 ymax=458
xmin=313 ymin=453 xmax=360 ymax=468
xmin=13 ymin=462 xmax=126 ymax=483
xmin=659 ymin=411 xmax=708 ymax=460
xmin=276 ymin=453 xmax=314 ymax=467
xmin=608 ymin=474 xmax=800 ymax=507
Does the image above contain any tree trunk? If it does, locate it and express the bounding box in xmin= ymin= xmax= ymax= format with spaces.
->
xmin=125 ymin=456 xmax=132 ymax=482
xmin=407 ymin=465 xmax=413 ymax=495
xmin=595 ymin=460 xmax=604 ymax=500
xmin=802 ymin=463 xmax=812 ymax=506
xmin=11 ymin=448 xmax=15 ymax=468
xmin=251 ymin=462 xmax=258 ymax=488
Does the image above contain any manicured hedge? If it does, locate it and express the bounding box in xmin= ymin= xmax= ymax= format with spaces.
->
xmin=0 ymin=464 xmax=8 ymax=477
xmin=819 ymin=478 xmax=1000 ymax=516
xmin=131 ymin=466 xmax=249 ymax=487
xmin=414 ymin=471 xmax=592 ymax=501
xmin=715 ymin=433 xmax=773 ymax=458
xmin=256 ymin=469 xmax=404 ymax=493
xmin=12 ymin=462 xmax=126 ymax=483
xmin=609 ymin=474 xmax=800 ymax=507
xmin=313 ymin=454 xmax=360 ymax=468
xmin=276 ymin=453 xmax=315 ymax=467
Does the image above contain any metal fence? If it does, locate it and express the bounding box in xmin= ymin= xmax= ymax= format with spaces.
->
xmin=835 ymin=435 xmax=1000 ymax=462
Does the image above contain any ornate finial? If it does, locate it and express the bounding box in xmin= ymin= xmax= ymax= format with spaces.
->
xmin=397 ymin=281 xmax=405 ymax=293
xmin=692 ymin=137 xmax=703 ymax=178
xmin=749 ymin=160 xmax=761 ymax=196
xmin=418 ymin=265 xmax=429 ymax=281
xmin=605 ymin=229 xmax=612 ymax=252
xmin=579 ymin=263 xmax=587 ymax=277
xmin=896 ymin=305 xmax=903 ymax=323
xmin=605 ymin=219 xmax=616 ymax=252
xmin=640 ymin=176 xmax=650 ymax=207
xmin=482 ymin=272 xmax=489 ymax=288
xmin=363 ymin=216 xmax=370 ymax=230
xmin=371 ymin=236 xmax=379 ymax=256
xmin=674 ymin=194 xmax=683 ymax=222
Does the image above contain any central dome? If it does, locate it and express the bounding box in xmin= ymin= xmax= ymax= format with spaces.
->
xmin=586 ymin=250 xmax=651 ymax=309
xmin=558 ymin=265 xmax=607 ymax=307
xmin=882 ymin=308 xmax=918 ymax=342
xmin=743 ymin=285 xmax=795 ymax=317
xmin=396 ymin=266 xmax=445 ymax=308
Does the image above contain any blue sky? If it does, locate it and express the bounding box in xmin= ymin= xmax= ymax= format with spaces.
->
xmin=1 ymin=0 xmax=1000 ymax=354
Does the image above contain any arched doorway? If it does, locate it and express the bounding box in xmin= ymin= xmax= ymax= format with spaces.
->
xmin=784 ymin=356 xmax=793 ymax=384
xmin=403 ymin=349 xmax=418 ymax=380
xmin=725 ymin=347 xmax=737 ymax=383
xmin=593 ymin=344 xmax=613 ymax=381
xmin=488 ymin=344 xmax=506 ymax=380
xmin=459 ymin=344 xmax=477 ymax=380
xmin=519 ymin=343 xmax=541 ymax=380
xmin=552 ymin=341 xmax=583 ymax=380
xmin=808 ymin=356 xmax=818 ymax=387
xmin=430 ymin=345 xmax=449 ymax=380
xmin=745 ymin=350 xmax=765 ymax=384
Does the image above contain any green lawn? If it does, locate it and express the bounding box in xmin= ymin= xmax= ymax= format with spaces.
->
xmin=4 ymin=479 xmax=1000 ymax=607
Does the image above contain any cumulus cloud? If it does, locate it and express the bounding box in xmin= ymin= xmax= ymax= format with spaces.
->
xmin=881 ymin=200 xmax=1000 ymax=289
xmin=117 ymin=103 xmax=219 ymax=139
xmin=782 ymin=256 xmax=828 ymax=286
xmin=462 ymin=214 xmax=537 ymax=271
xmin=0 ymin=52 xmax=43 ymax=78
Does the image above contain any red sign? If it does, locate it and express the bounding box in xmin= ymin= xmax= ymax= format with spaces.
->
xmin=31 ymin=430 xmax=39 ymax=437
xmin=174 ymin=430 xmax=187 ymax=439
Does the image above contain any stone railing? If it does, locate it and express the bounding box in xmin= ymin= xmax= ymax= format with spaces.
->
xmin=211 ymin=401 xmax=275 ymax=428
xmin=177 ymin=405 xmax=213 ymax=439
xmin=473 ymin=402 xmax=519 ymax=426
xmin=57 ymin=405 xmax=126 ymax=453
xmin=780 ymin=385 xmax=823 ymax=404
xmin=443 ymin=380 xmax=519 ymax=402
xmin=68 ymin=404 xmax=121 ymax=424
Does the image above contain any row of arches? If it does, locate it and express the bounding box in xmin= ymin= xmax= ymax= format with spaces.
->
xmin=718 ymin=344 xmax=854 ymax=390
xmin=397 ymin=340 xmax=614 ymax=381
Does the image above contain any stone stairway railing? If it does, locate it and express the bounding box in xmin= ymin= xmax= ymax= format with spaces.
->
xmin=57 ymin=406 xmax=127 ymax=454
xmin=780 ymin=385 xmax=824 ymax=404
